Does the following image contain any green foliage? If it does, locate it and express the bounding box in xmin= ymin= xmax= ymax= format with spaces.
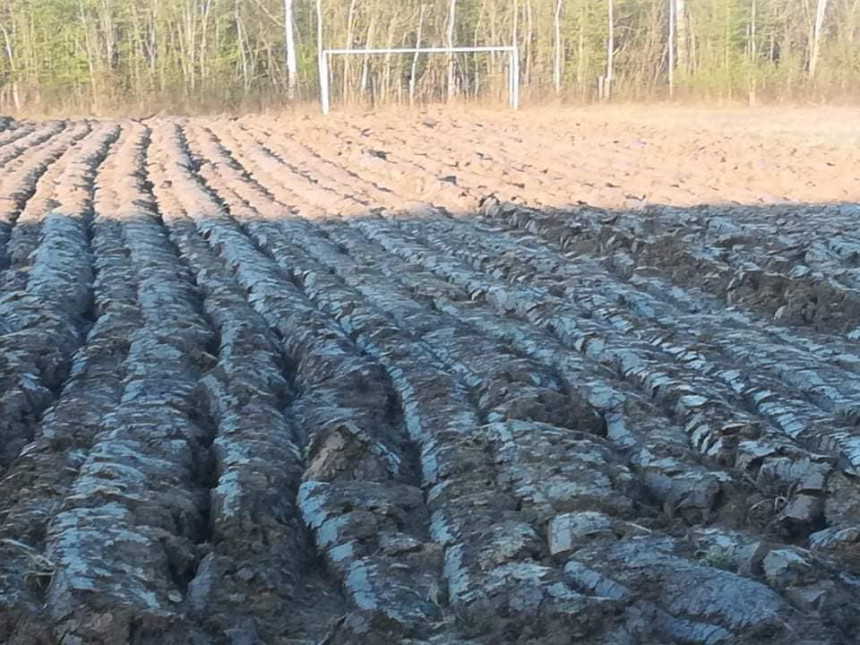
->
xmin=0 ymin=0 xmax=857 ymax=114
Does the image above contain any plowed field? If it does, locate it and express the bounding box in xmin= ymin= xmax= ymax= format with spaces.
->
xmin=1 ymin=108 xmax=860 ymax=644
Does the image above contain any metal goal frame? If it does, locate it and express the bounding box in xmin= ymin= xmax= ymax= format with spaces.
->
xmin=318 ymin=46 xmax=519 ymax=114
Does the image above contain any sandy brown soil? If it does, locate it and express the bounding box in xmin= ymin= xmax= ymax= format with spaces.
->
xmin=0 ymin=108 xmax=859 ymax=644
xmin=273 ymin=105 xmax=860 ymax=210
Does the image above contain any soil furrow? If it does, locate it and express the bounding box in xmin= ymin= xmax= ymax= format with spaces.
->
xmin=0 ymin=124 xmax=143 ymax=644
xmin=0 ymin=121 xmax=67 ymax=171
xmin=2 ymin=109 xmax=859 ymax=643
xmin=38 ymin=122 xmax=218 ymax=644
xmin=143 ymin=120 xmax=345 ymax=643
xmin=398 ymin=211 xmax=860 ymax=436
xmin=344 ymin=214 xmax=860 ymax=542
xmin=244 ymin=213 xmax=850 ymax=644
xmin=0 ymin=122 xmax=92 ymax=278
xmin=0 ymin=119 xmax=29 ymax=142
xmin=186 ymin=120 xmax=856 ymax=642
xmin=476 ymin=201 xmax=860 ymax=441
xmin=486 ymin=200 xmax=860 ymax=337
xmin=0 ymin=124 xmax=120 ymax=472
xmin=149 ymin=118 xmax=449 ymax=640
xmin=311 ymin=219 xmax=860 ymax=613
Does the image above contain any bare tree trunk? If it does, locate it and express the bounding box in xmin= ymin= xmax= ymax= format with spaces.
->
xmin=381 ymin=14 xmax=397 ymax=102
xmin=511 ymin=0 xmax=519 ymax=100
xmin=748 ymin=0 xmax=757 ymax=103
xmin=360 ymin=16 xmax=376 ymax=98
xmin=725 ymin=0 xmax=731 ymax=100
xmin=446 ymin=0 xmax=457 ymax=100
xmin=235 ymin=1 xmax=249 ymax=92
xmin=199 ymin=0 xmax=212 ymax=86
xmin=553 ymin=0 xmax=563 ymax=94
xmin=605 ymin=0 xmax=614 ymax=99
xmin=843 ymin=0 xmax=859 ymax=45
xmin=97 ymin=0 xmax=117 ymax=106
xmin=180 ymin=0 xmax=197 ymax=93
xmin=524 ymin=0 xmax=533 ymax=87
xmin=810 ymin=0 xmax=829 ymax=78
xmin=576 ymin=3 xmax=585 ymax=96
xmin=316 ymin=0 xmax=324 ymax=102
xmin=283 ymin=0 xmax=298 ymax=99
xmin=472 ymin=1 xmax=485 ymax=98
xmin=343 ymin=0 xmax=357 ymax=102
xmin=675 ymin=0 xmax=687 ymax=73
xmin=316 ymin=0 xmax=323 ymax=57
xmin=488 ymin=0 xmax=499 ymax=97
xmin=0 ymin=23 xmax=21 ymax=111
xmin=668 ymin=0 xmax=674 ymax=95
xmin=149 ymin=0 xmax=161 ymax=92
xmin=78 ymin=0 xmax=99 ymax=111
xmin=690 ymin=11 xmax=697 ymax=75
xmin=410 ymin=4 xmax=426 ymax=105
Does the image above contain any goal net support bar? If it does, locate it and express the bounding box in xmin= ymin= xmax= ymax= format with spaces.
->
xmin=319 ymin=46 xmax=519 ymax=114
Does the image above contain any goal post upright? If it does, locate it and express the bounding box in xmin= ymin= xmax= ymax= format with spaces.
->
xmin=510 ymin=46 xmax=520 ymax=110
xmin=319 ymin=50 xmax=331 ymax=115
xmin=318 ymin=46 xmax=519 ymax=114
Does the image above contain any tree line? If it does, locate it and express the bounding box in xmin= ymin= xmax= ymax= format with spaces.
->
xmin=0 ymin=0 xmax=855 ymax=114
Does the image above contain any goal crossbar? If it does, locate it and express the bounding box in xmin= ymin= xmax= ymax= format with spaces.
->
xmin=318 ymin=46 xmax=519 ymax=114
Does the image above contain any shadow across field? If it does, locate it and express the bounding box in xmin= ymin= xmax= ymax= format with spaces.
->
xmin=1 ymin=199 xmax=860 ymax=644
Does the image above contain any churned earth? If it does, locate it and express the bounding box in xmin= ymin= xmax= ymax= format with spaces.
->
xmin=0 ymin=106 xmax=859 ymax=644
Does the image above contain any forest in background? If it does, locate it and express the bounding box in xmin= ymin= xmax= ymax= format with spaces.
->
xmin=0 ymin=0 xmax=857 ymax=114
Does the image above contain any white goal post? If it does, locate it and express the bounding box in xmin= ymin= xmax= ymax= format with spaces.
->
xmin=318 ymin=46 xmax=519 ymax=114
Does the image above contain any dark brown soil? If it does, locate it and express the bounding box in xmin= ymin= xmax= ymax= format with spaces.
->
xmin=1 ymin=108 xmax=859 ymax=644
